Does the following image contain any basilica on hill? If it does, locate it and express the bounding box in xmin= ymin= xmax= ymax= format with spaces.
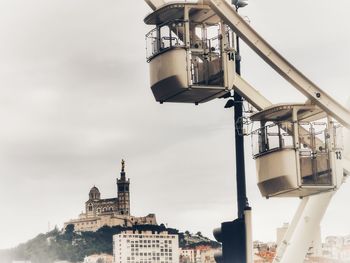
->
xmin=64 ymin=160 xmax=157 ymax=232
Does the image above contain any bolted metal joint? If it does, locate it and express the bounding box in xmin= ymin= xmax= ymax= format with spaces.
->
xmin=232 ymin=0 xmax=248 ymax=8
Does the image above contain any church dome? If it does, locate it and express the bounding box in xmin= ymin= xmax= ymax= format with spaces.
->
xmin=89 ymin=186 xmax=101 ymax=200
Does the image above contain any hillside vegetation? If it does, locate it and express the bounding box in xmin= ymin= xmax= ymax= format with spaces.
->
xmin=0 ymin=225 xmax=220 ymax=263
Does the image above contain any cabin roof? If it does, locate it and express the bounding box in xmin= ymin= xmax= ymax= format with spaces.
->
xmin=250 ymin=103 xmax=323 ymax=122
xmin=144 ymin=2 xmax=220 ymax=25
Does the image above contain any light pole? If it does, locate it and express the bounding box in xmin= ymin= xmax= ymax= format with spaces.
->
xmin=233 ymin=3 xmax=253 ymax=262
xmin=225 ymin=0 xmax=250 ymax=228
xmin=232 ymin=0 xmax=250 ymax=220
xmin=220 ymin=1 xmax=252 ymax=263
xmin=232 ymin=2 xmax=253 ymax=263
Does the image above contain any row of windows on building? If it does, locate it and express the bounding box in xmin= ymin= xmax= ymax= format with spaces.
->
xmin=114 ymin=241 xmax=173 ymax=249
xmin=114 ymin=251 xmax=176 ymax=262
xmin=128 ymin=259 xmax=173 ymax=262
xmin=129 ymin=244 xmax=172 ymax=248
xmin=76 ymin=221 xmax=97 ymax=226
xmin=88 ymin=205 xmax=115 ymax=213
xmin=122 ymin=235 xmax=176 ymax=239
xmin=124 ymin=249 xmax=173 ymax=255
xmin=123 ymin=258 xmax=172 ymax=263
xmin=127 ymin=257 xmax=172 ymax=263
xmin=130 ymin=245 xmax=172 ymax=250
xmin=88 ymin=207 xmax=130 ymax=215
xmin=129 ymin=251 xmax=173 ymax=256
xmin=127 ymin=239 xmax=173 ymax=244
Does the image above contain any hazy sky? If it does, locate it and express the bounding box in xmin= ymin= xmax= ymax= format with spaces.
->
xmin=0 ymin=0 xmax=350 ymax=249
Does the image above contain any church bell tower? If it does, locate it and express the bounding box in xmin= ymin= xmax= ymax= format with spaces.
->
xmin=117 ymin=159 xmax=130 ymax=215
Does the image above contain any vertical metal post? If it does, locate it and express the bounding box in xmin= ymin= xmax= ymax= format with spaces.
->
xmin=234 ymin=7 xmax=249 ymax=220
xmin=216 ymin=6 xmax=251 ymax=262
xmin=234 ymin=5 xmax=252 ymax=263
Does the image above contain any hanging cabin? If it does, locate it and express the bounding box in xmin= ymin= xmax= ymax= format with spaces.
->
xmin=144 ymin=2 xmax=236 ymax=104
xmin=250 ymin=104 xmax=344 ymax=198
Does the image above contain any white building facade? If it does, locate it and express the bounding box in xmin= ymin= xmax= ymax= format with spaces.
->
xmin=179 ymin=247 xmax=220 ymax=263
xmin=179 ymin=249 xmax=195 ymax=263
xmin=113 ymin=230 xmax=179 ymax=263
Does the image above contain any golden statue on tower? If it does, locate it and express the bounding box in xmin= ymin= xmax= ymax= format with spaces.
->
xmin=121 ymin=159 xmax=125 ymax=172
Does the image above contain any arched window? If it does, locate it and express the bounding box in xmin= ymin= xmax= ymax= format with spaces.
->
xmin=88 ymin=204 xmax=93 ymax=212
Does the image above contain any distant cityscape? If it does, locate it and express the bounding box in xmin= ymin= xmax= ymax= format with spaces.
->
xmin=253 ymin=223 xmax=350 ymax=263
xmin=4 ymin=161 xmax=350 ymax=263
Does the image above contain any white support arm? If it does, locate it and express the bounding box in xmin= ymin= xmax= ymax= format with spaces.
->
xmin=273 ymin=197 xmax=309 ymax=263
xmin=208 ymin=0 xmax=350 ymax=128
xmin=144 ymin=0 xmax=166 ymax=11
xmin=273 ymin=192 xmax=334 ymax=263
xmin=233 ymin=75 xmax=272 ymax=111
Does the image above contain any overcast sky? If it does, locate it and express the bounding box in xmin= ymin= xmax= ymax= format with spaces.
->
xmin=0 ymin=0 xmax=350 ymax=249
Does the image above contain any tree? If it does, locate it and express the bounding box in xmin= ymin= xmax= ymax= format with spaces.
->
xmin=196 ymin=231 xmax=202 ymax=237
xmin=65 ymin=224 xmax=75 ymax=234
xmin=63 ymin=224 xmax=75 ymax=242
